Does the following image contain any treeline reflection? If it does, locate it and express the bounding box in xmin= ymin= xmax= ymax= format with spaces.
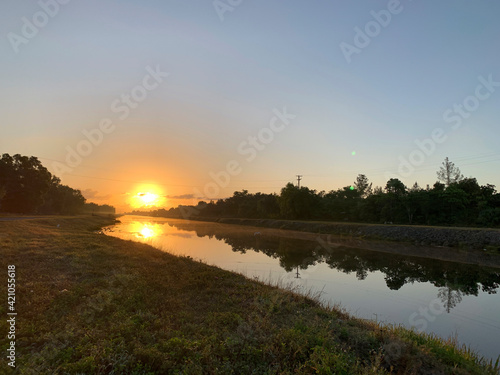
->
xmin=164 ymin=220 xmax=500 ymax=312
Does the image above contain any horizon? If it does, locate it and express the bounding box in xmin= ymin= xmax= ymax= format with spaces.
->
xmin=2 ymin=1 xmax=499 ymax=213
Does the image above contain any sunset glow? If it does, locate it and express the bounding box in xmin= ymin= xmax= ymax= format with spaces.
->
xmin=138 ymin=192 xmax=159 ymax=206
xmin=130 ymin=190 xmax=166 ymax=209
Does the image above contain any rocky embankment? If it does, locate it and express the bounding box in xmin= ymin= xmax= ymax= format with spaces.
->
xmin=201 ymin=217 xmax=500 ymax=251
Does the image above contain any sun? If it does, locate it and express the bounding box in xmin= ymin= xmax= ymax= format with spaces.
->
xmin=129 ymin=185 xmax=167 ymax=209
xmin=131 ymin=191 xmax=165 ymax=208
xmin=138 ymin=192 xmax=159 ymax=206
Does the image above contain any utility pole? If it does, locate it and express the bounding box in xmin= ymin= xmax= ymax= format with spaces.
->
xmin=296 ymin=175 xmax=302 ymax=189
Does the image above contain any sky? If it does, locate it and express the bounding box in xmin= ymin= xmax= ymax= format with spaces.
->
xmin=1 ymin=0 xmax=499 ymax=212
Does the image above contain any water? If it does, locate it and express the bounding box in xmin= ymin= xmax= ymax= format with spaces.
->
xmin=104 ymin=215 xmax=500 ymax=361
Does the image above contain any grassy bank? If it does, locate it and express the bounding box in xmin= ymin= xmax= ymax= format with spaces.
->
xmin=0 ymin=216 xmax=498 ymax=374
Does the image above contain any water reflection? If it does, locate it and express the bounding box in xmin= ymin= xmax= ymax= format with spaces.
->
xmin=438 ymin=284 xmax=463 ymax=313
xmin=129 ymin=222 xmax=163 ymax=239
xmin=165 ymin=220 xmax=500 ymax=313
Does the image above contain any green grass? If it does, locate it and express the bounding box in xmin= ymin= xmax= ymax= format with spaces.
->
xmin=0 ymin=216 xmax=498 ymax=374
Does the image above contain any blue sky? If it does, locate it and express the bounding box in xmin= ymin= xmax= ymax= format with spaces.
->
xmin=1 ymin=1 xmax=499 ymax=211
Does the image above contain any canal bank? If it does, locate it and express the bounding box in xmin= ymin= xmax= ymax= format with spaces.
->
xmin=189 ymin=217 xmax=500 ymax=251
xmin=153 ymin=215 xmax=500 ymax=268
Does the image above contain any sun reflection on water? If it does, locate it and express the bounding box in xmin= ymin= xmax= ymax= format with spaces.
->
xmin=130 ymin=222 xmax=163 ymax=239
xmin=139 ymin=226 xmax=156 ymax=238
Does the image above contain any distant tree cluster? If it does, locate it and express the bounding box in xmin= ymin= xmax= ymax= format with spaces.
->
xmin=0 ymin=153 xmax=115 ymax=215
xmin=142 ymin=158 xmax=500 ymax=228
xmin=84 ymin=202 xmax=116 ymax=215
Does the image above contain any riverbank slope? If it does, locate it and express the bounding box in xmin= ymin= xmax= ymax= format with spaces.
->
xmin=193 ymin=217 xmax=500 ymax=251
xmin=0 ymin=216 xmax=498 ymax=374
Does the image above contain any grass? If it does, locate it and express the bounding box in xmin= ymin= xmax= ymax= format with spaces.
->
xmin=0 ymin=216 xmax=499 ymax=374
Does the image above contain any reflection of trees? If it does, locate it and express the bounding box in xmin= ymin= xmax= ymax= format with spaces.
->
xmin=166 ymin=220 xmax=500 ymax=312
xmin=438 ymin=284 xmax=463 ymax=313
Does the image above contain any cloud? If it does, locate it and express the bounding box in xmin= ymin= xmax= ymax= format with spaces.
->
xmin=165 ymin=194 xmax=199 ymax=200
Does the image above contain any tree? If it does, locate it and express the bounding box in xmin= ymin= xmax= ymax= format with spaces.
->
xmin=0 ymin=154 xmax=52 ymax=213
xmin=383 ymin=179 xmax=407 ymax=223
xmin=0 ymin=153 xmax=103 ymax=215
xmin=278 ymin=183 xmax=319 ymax=219
xmin=385 ymin=178 xmax=406 ymax=196
xmin=0 ymin=184 xmax=6 ymax=209
xmin=100 ymin=204 xmax=116 ymax=214
xmin=37 ymin=176 xmax=87 ymax=215
xmin=360 ymin=187 xmax=384 ymax=222
xmin=354 ymin=174 xmax=372 ymax=198
xmin=442 ymin=184 xmax=468 ymax=224
xmin=437 ymin=157 xmax=463 ymax=187
xmin=256 ymin=193 xmax=280 ymax=218
xmin=437 ymin=284 xmax=463 ymax=313
xmin=403 ymin=190 xmax=420 ymax=225
xmin=409 ymin=182 xmax=420 ymax=192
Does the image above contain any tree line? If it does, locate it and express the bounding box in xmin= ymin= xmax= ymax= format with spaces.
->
xmin=0 ymin=153 xmax=115 ymax=215
xmin=141 ymin=158 xmax=500 ymax=228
